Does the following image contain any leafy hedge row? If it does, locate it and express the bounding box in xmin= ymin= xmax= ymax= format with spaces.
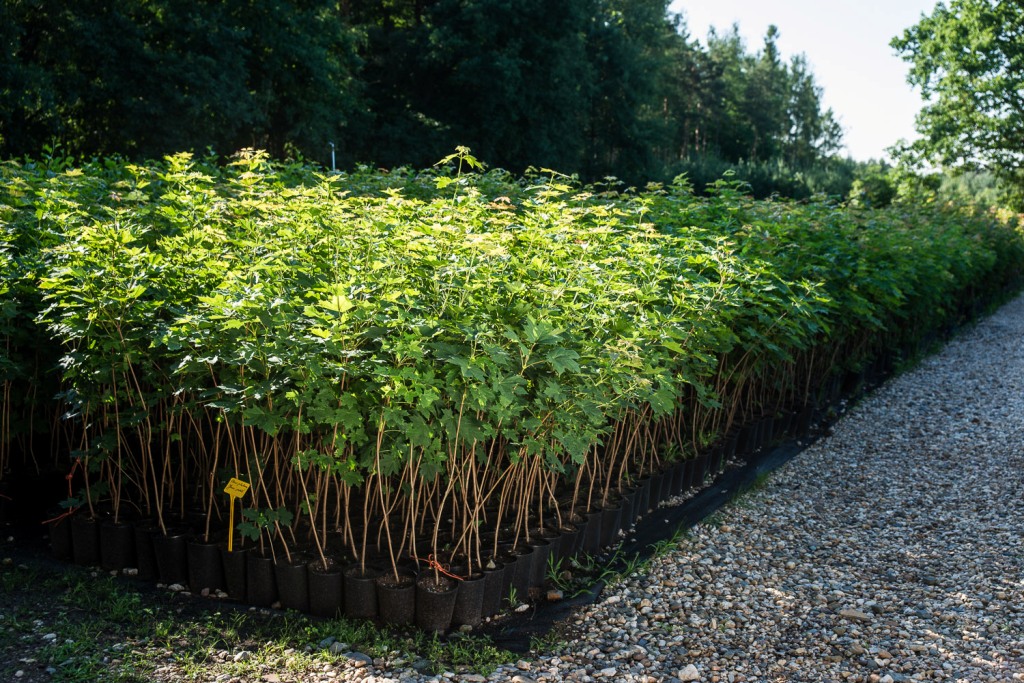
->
xmin=2 ymin=150 xmax=1022 ymax=574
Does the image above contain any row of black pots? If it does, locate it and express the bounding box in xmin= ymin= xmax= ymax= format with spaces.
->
xmin=731 ymin=403 xmax=816 ymax=462
xmin=47 ymin=511 xmax=481 ymax=631
xmin=44 ymin=445 xmax=735 ymax=632
xmin=243 ymin=557 xmax=464 ymax=633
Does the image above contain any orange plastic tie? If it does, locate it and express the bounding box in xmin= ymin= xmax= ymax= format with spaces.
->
xmin=425 ymin=554 xmax=464 ymax=582
xmin=42 ymin=458 xmax=83 ymax=525
xmin=65 ymin=457 xmax=81 ymax=479
xmin=65 ymin=457 xmax=81 ymax=495
xmin=41 ymin=507 xmax=77 ymax=525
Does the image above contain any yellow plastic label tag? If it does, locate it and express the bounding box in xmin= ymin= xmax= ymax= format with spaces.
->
xmin=224 ymin=478 xmax=250 ymax=553
xmin=224 ymin=477 xmax=250 ymax=499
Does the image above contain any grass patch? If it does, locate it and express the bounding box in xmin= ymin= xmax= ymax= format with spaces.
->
xmin=0 ymin=554 xmax=514 ymax=682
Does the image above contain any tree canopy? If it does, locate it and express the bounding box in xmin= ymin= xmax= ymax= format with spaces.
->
xmin=1 ymin=0 xmax=848 ymax=193
xmin=892 ymin=0 xmax=1024 ymax=201
xmin=0 ymin=0 xmax=363 ymax=159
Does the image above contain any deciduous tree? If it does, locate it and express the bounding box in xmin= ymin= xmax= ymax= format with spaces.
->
xmin=892 ymin=0 xmax=1024 ymax=197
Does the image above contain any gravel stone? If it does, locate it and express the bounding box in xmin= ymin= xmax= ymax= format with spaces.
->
xmin=678 ymin=664 xmax=701 ymax=680
xmin=839 ymin=609 xmax=872 ymax=623
xmin=344 ymin=652 xmax=373 ymax=668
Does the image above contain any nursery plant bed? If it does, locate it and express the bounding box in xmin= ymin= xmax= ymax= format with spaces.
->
xmin=3 ymin=152 xmax=1021 ymax=646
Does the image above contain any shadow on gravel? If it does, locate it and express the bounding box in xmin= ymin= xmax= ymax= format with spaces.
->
xmin=480 ymin=432 xmax=820 ymax=652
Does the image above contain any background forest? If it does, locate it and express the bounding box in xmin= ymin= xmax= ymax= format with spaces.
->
xmin=0 ymin=0 xmax=856 ymax=197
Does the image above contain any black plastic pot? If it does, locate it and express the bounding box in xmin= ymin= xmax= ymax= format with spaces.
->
xmin=343 ymin=566 xmax=382 ymax=619
xmin=749 ymin=419 xmax=764 ymax=453
xmin=246 ymin=550 xmax=278 ymax=607
xmin=556 ymin=523 xmax=580 ymax=565
xmin=668 ymin=462 xmax=686 ymax=497
xmin=619 ymin=488 xmax=638 ymax=527
xmin=480 ymin=560 xmax=506 ymax=618
xmin=599 ymin=503 xmax=622 ymax=548
xmin=499 ymin=553 xmax=517 ymax=608
xmin=187 ymin=539 xmax=225 ymax=594
xmin=415 ymin=575 xmax=457 ymax=633
xmin=376 ymin=571 xmax=415 ymax=626
xmin=220 ymin=545 xmax=248 ymax=601
xmin=843 ymin=369 xmax=865 ymax=397
xmin=0 ymin=482 xmax=9 ymax=526
xmin=48 ymin=515 xmax=73 ymax=561
xmin=581 ymin=509 xmax=603 ymax=554
xmin=662 ymin=466 xmax=679 ymax=500
xmin=637 ymin=477 xmax=652 ymax=515
xmin=708 ymin=446 xmax=725 ymax=477
xmin=824 ymin=375 xmax=842 ymax=406
xmin=133 ymin=521 xmax=159 ymax=580
xmin=759 ymin=416 xmax=775 ymax=448
xmin=451 ymin=572 xmax=485 ymax=628
xmin=694 ymin=454 xmax=710 ymax=488
xmin=527 ymin=537 xmax=551 ymax=588
xmin=776 ymin=412 xmax=794 ymax=440
xmin=736 ymin=422 xmax=757 ymax=456
xmin=307 ymin=559 xmax=344 ymax=618
xmin=542 ymin=529 xmax=564 ymax=568
xmin=684 ymin=457 xmax=699 ymax=489
xmin=646 ymin=472 xmax=663 ymax=509
xmin=510 ymin=545 xmax=535 ymax=605
xmin=796 ymin=404 xmax=815 ymax=437
xmin=71 ymin=514 xmax=100 ymax=566
xmin=99 ymin=519 xmax=136 ymax=572
xmin=723 ymin=431 xmax=739 ymax=461
xmin=675 ymin=459 xmax=691 ymax=492
xmin=151 ymin=530 xmax=189 ymax=585
xmin=275 ymin=556 xmax=310 ymax=612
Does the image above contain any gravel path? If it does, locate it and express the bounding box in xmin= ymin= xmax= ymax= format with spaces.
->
xmin=359 ymin=294 xmax=1024 ymax=682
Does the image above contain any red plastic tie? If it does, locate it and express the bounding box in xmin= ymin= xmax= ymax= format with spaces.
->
xmin=425 ymin=554 xmax=464 ymax=582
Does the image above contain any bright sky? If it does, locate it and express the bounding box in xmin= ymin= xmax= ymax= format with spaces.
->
xmin=668 ymin=0 xmax=939 ymax=162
